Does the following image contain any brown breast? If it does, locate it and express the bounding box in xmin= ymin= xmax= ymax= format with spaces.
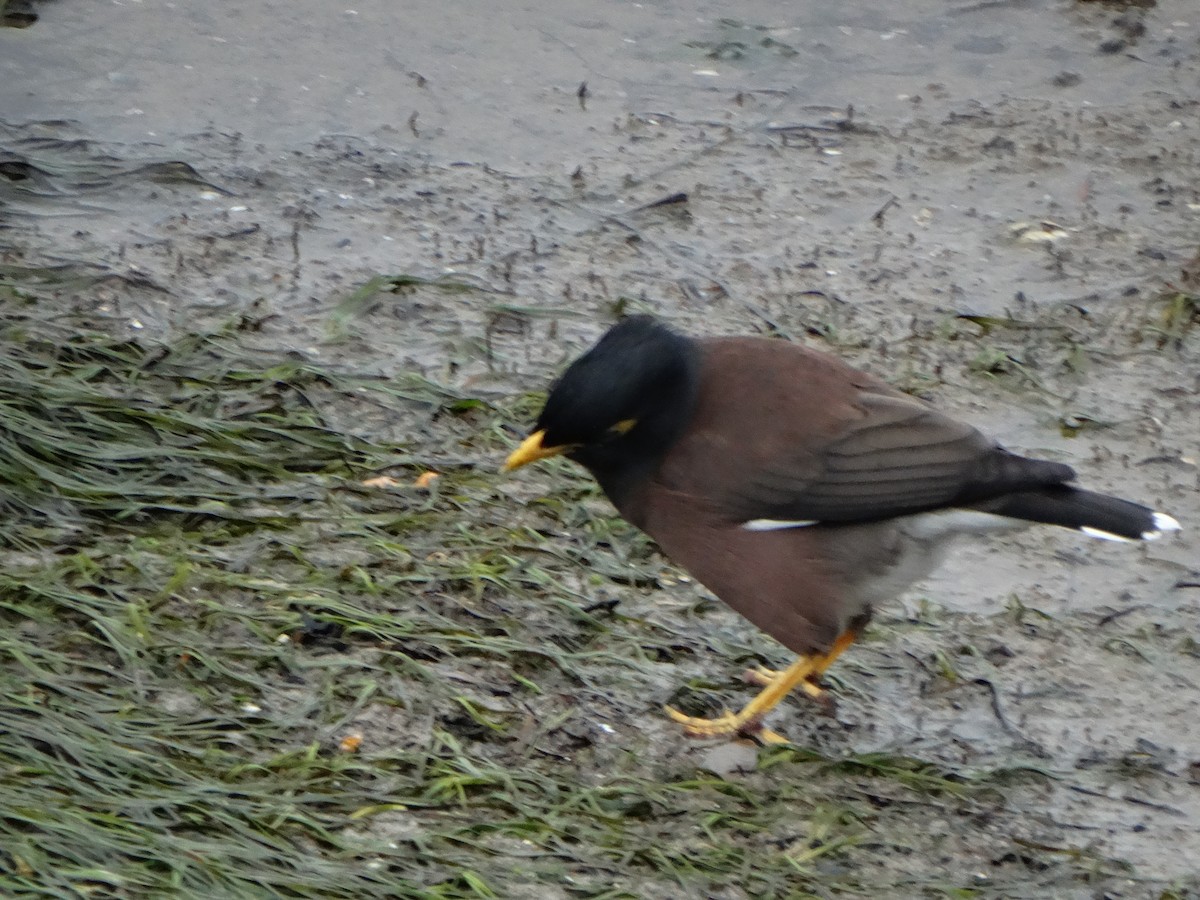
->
xmin=624 ymin=337 xmax=894 ymax=654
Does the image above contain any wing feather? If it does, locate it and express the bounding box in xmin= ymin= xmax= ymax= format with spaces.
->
xmin=728 ymin=391 xmax=1074 ymax=523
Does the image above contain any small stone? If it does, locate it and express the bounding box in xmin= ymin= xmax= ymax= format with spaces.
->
xmin=699 ymin=740 xmax=759 ymax=776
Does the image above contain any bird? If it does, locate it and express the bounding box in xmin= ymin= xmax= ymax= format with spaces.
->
xmin=503 ymin=315 xmax=1181 ymax=743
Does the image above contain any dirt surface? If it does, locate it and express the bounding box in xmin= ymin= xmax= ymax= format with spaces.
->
xmin=2 ymin=1 xmax=1200 ymax=897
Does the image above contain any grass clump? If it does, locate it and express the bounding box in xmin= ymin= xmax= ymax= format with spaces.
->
xmin=0 ymin=290 xmax=1187 ymax=898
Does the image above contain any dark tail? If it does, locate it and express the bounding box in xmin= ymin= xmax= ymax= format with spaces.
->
xmin=974 ymin=485 xmax=1181 ymax=542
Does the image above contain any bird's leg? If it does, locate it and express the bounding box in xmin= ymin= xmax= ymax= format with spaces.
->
xmin=742 ymin=628 xmax=860 ymax=695
xmin=668 ymin=629 xmax=861 ymax=741
xmin=802 ymin=628 xmax=859 ymax=693
xmin=665 ymin=655 xmax=821 ymax=742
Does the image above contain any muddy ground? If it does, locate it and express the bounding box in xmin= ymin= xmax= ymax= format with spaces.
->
xmin=2 ymin=2 xmax=1200 ymax=898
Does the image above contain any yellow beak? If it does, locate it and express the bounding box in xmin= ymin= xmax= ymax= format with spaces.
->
xmin=503 ymin=429 xmax=572 ymax=471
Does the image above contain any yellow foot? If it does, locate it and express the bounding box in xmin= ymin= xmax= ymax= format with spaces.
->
xmin=743 ymin=665 xmax=825 ymax=699
xmin=666 ymin=647 xmax=854 ymax=743
xmin=664 ymin=705 xmax=791 ymax=744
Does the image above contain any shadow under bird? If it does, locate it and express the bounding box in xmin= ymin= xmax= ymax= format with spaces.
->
xmin=504 ymin=315 xmax=1181 ymax=742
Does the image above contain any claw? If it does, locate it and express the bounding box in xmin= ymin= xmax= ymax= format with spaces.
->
xmin=741 ymin=665 xmax=780 ymax=687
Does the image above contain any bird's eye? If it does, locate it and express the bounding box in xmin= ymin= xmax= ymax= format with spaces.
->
xmin=608 ymin=418 xmax=637 ymax=436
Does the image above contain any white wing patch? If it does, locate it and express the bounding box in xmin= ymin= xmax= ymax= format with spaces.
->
xmin=1080 ymin=526 xmax=1134 ymax=543
xmin=740 ymin=518 xmax=818 ymax=532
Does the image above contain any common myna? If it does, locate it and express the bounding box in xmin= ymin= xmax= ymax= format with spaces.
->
xmin=504 ymin=316 xmax=1181 ymax=742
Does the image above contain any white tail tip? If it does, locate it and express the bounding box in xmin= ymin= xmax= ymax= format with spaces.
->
xmin=1143 ymin=511 xmax=1181 ymax=541
xmin=1080 ymin=512 xmax=1180 ymax=543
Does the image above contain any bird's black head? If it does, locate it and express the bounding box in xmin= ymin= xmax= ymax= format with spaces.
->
xmin=506 ymin=316 xmax=700 ymax=496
